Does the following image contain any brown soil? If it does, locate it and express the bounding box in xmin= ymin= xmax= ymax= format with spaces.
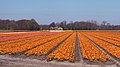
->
xmin=0 ymin=55 xmax=118 ymax=67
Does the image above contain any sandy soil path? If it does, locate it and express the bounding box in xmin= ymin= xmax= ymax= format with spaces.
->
xmin=0 ymin=55 xmax=118 ymax=67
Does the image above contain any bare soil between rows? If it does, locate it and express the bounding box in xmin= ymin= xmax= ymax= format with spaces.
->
xmin=0 ymin=55 xmax=119 ymax=67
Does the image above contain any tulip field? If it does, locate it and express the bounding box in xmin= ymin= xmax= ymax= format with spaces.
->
xmin=0 ymin=31 xmax=120 ymax=65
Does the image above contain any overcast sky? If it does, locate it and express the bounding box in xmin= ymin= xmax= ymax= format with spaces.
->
xmin=0 ymin=0 xmax=120 ymax=25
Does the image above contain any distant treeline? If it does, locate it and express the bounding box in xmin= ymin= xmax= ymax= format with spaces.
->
xmin=42 ymin=21 xmax=120 ymax=30
xmin=0 ymin=19 xmax=120 ymax=30
xmin=0 ymin=19 xmax=40 ymax=30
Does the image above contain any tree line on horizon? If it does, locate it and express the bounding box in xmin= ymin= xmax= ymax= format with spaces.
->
xmin=0 ymin=19 xmax=120 ymax=30
xmin=42 ymin=20 xmax=120 ymax=30
xmin=0 ymin=19 xmax=40 ymax=30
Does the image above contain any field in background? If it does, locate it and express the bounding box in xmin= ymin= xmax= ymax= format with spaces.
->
xmin=0 ymin=31 xmax=120 ymax=67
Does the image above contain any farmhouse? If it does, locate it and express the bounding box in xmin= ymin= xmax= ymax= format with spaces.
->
xmin=50 ymin=26 xmax=63 ymax=32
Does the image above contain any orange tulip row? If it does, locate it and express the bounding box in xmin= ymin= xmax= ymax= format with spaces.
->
xmin=0 ymin=34 xmax=15 ymax=37
xmin=78 ymin=32 xmax=109 ymax=62
xmin=0 ymin=31 xmax=119 ymax=63
xmin=0 ymin=32 xmax=62 ymax=46
xmin=0 ymin=31 xmax=48 ymax=37
xmin=100 ymin=31 xmax=120 ymax=39
xmin=0 ymin=31 xmax=58 ymax=42
xmin=0 ymin=35 xmax=42 ymax=46
xmin=47 ymin=32 xmax=76 ymax=62
xmin=87 ymin=31 xmax=120 ymax=41
xmin=84 ymin=32 xmax=120 ymax=46
xmin=24 ymin=32 xmax=72 ymax=56
xmin=0 ymin=32 xmax=67 ymax=54
xmin=82 ymin=32 xmax=120 ymax=59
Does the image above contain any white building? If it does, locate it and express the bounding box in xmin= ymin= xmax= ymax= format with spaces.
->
xmin=50 ymin=27 xmax=63 ymax=32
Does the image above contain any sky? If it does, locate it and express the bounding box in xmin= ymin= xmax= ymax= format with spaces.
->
xmin=0 ymin=0 xmax=120 ymax=25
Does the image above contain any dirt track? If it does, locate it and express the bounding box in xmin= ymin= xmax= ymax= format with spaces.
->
xmin=0 ymin=55 xmax=118 ymax=67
